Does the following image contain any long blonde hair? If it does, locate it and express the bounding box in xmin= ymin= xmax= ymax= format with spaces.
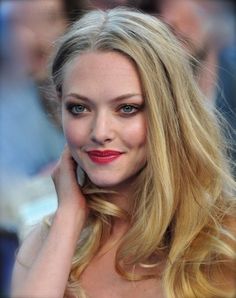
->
xmin=51 ymin=8 xmax=236 ymax=298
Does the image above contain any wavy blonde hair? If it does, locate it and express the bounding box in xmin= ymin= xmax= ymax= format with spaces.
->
xmin=50 ymin=8 xmax=236 ymax=298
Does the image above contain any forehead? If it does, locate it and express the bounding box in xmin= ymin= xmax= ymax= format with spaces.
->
xmin=65 ymin=51 xmax=138 ymax=76
xmin=62 ymin=51 xmax=143 ymax=96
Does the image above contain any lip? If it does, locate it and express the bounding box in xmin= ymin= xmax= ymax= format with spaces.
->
xmin=87 ymin=150 xmax=123 ymax=164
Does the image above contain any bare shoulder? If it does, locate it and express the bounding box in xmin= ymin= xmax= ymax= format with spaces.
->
xmin=17 ymin=220 xmax=50 ymax=266
xmin=11 ymin=219 xmax=50 ymax=292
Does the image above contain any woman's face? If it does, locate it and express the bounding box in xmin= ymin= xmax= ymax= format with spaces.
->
xmin=10 ymin=0 xmax=67 ymax=81
xmin=62 ymin=51 xmax=147 ymax=191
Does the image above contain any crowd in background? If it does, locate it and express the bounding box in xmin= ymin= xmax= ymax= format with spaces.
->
xmin=0 ymin=0 xmax=235 ymax=296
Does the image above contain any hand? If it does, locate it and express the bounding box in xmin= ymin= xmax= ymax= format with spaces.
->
xmin=12 ymin=146 xmax=88 ymax=298
xmin=51 ymin=146 xmax=88 ymax=217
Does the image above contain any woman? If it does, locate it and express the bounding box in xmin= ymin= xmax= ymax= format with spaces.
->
xmin=12 ymin=8 xmax=236 ymax=298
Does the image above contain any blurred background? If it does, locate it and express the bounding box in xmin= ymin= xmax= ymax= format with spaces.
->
xmin=0 ymin=0 xmax=235 ymax=296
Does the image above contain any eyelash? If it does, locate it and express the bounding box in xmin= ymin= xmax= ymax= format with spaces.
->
xmin=117 ymin=104 xmax=141 ymax=116
xmin=65 ymin=103 xmax=143 ymax=117
xmin=65 ymin=103 xmax=89 ymax=115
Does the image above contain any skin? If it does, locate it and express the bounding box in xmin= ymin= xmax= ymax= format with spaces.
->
xmin=62 ymin=51 xmax=147 ymax=210
xmin=87 ymin=0 xmax=130 ymax=9
xmin=10 ymin=0 xmax=67 ymax=81
xmin=160 ymin=0 xmax=208 ymax=55
xmin=11 ymin=51 xmax=154 ymax=298
xmin=11 ymin=50 xmax=235 ymax=298
xmin=160 ymin=0 xmax=218 ymax=100
xmin=11 ymin=147 xmax=88 ymax=298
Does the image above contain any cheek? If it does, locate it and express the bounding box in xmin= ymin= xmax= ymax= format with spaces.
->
xmin=62 ymin=119 xmax=86 ymax=148
xmin=123 ymin=118 xmax=147 ymax=148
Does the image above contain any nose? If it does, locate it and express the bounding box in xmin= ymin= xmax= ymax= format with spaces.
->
xmin=90 ymin=112 xmax=115 ymax=145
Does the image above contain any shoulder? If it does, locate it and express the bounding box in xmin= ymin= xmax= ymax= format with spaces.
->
xmin=11 ymin=220 xmax=50 ymax=293
xmin=18 ymin=221 xmax=50 ymax=265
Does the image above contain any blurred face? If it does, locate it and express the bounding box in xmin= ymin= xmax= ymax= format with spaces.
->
xmin=161 ymin=0 xmax=208 ymax=56
xmin=10 ymin=0 xmax=67 ymax=81
xmin=87 ymin=0 xmax=130 ymax=9
xmin=62 ymin=51 xmax=147 ymax=191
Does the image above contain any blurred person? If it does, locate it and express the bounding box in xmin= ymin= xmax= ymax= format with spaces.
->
xmin=86 ymin=0 xmax=140 ymax=10
xmin=8 ymin=0 xmax=87 ymax=127
xmin=11 ymin=8 xmax=236 ymax=298
xmin=215 ymin=44 xmax=236 ymax=178
xmin=159 ymin=0 xmax=216 ymax=98
xmin=85 ymin=0 xmax=159 ymax=11
xmin=202 ymin=0 xmax=236 ymax=177
xmin=0 ymin=1 xmax=87 ymax=295
xmin=0 ymin=0 xmax=88 ymax=180
xmin=9 ymin=0 xmax=87 ymax=82
xmin=158 ymin=0 xmax=236 ymax=177
xmin=0 ymin=227 xmax=19 ymax=297
xmin=9 ymin=0 xmax=67 ymax=82
xmin=0 ymin=1 xmax=65 ymax=181
xmin=0 ymin=2 xmax=71 ymax=294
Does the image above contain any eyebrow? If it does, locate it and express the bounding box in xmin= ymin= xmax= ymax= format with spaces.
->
xmin=64 ymin=93 xmax=143 ymax=103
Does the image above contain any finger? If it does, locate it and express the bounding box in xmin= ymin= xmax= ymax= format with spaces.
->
xmin=61 ymin=146 xmax=77 ymax=171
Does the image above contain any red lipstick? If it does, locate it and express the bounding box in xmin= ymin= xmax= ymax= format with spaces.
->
xmin=87 ymin=150 xmax=122 ymax=164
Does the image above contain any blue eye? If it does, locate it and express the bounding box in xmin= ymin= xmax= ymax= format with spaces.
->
xmin=120 ymin=105 xmax=138 ymax=114
xmin=71 ymin=105 xmax=86 ymax=114
xmin=65 ymin=103 xmax=88 ymax=115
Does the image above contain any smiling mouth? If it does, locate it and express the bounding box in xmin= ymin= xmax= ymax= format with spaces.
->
xmin=87 ymin=150 xmax=123 ymax=164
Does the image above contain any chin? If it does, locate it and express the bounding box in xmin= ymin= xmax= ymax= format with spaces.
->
xmin=90 ymin=180 xmax=119 ymax=189
xmin=87 ymin=175 xmax=124 ymax=189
